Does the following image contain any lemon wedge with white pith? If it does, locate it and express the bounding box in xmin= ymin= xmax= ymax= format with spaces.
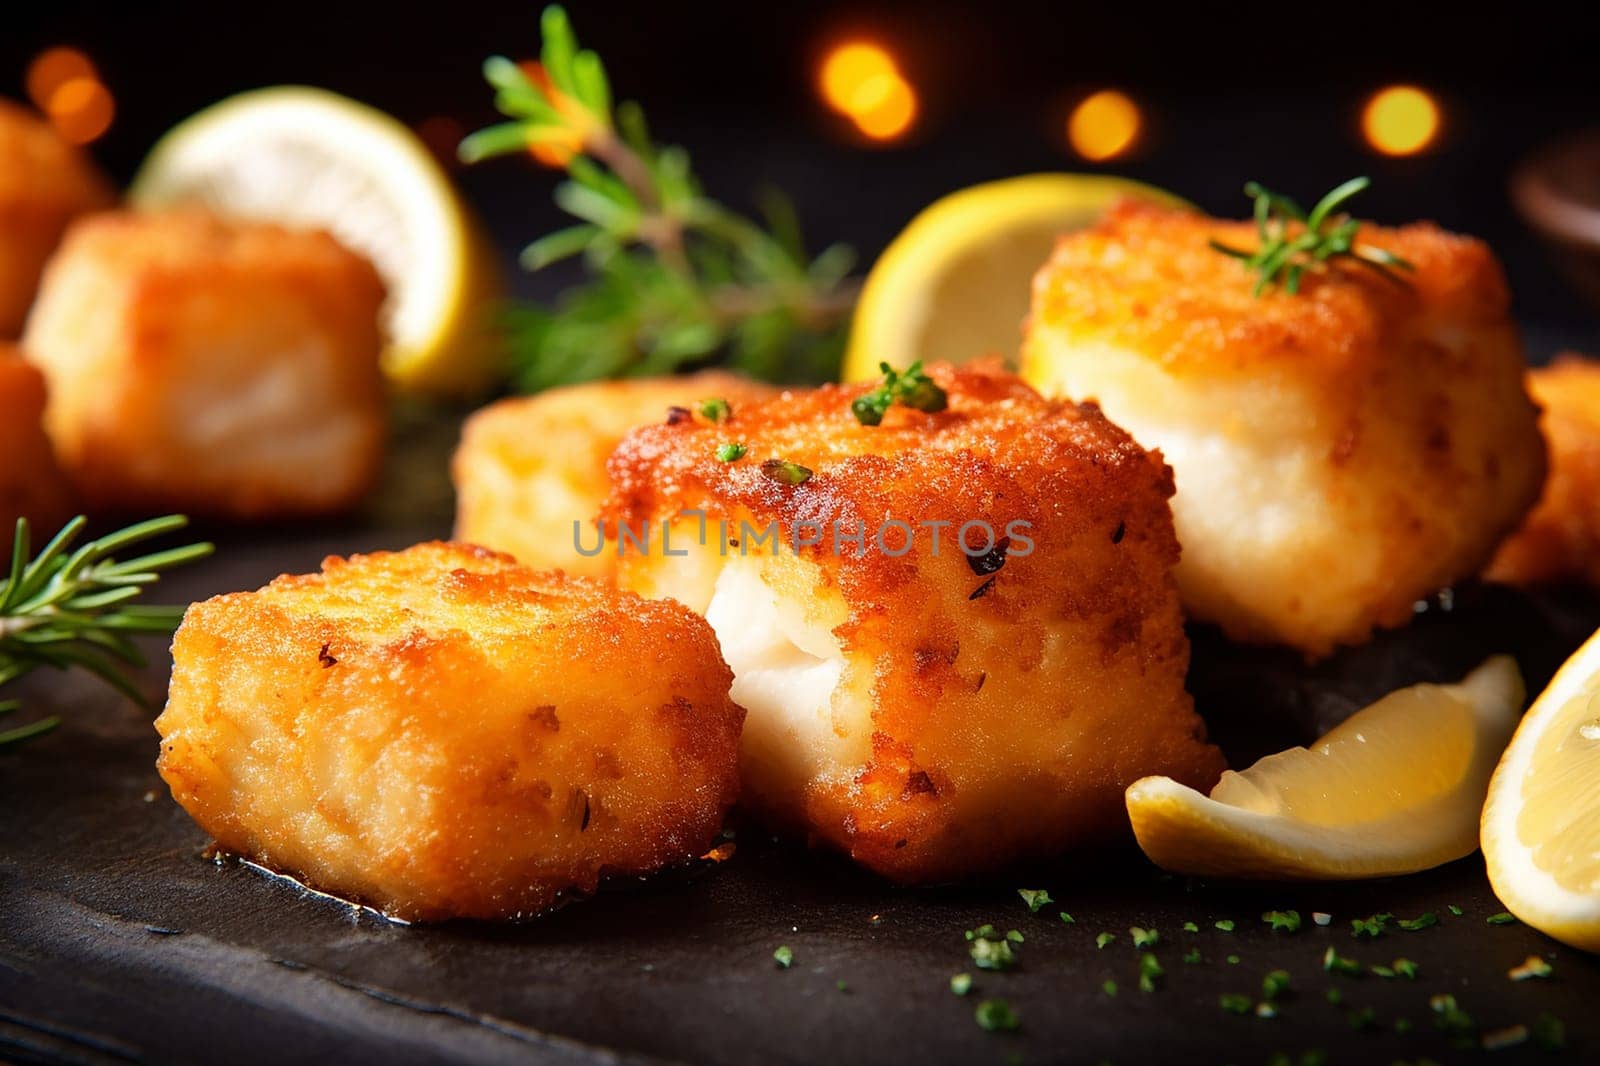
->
xmin=1127 ymin=657 xmax=1523 ymax=880
xmin=841 ymin=173 xmax=1186 ymax=382
xmin=1483 ymin=631 xmax=1600 ymax=952
xmin=130 ymin=86 xmax=503 ymax=397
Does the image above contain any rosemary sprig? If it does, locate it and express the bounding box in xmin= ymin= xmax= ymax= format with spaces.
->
xmin=0 ymin=515 xmax=212 ymax=750
xmin=851 ymin=361 xmax=949 ymax=426
xmin=1209 ymin=177 xmax=1414 ymax=296
xmin=461 ymin=5 xmax=858 ymax=391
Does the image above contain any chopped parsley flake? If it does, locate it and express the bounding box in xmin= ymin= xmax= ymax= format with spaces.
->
xmin=1347 ymin=1006 xmax=1376 ymax=1031
xmin=1508 ymin=955 xmax=1552 ymax=981
xmin=1350 ymin=913 xmax=1392 ymax=938
xmin=1219 ymin=993 xmax=1253 ymax=1015
xmin=697 ymin=397 xmax=731 ymax=423
xmin=969 ymin=935 xmax=1017 ymax=971
xmin=1261 ymin=970 xmax=1291 ymax=1000
xmin=852 ymin=361 xmax=949 ymax=426
xmin=1130 ymin=926 xmax=1159 ymax=949
xmin=1215 ymin=919 xmax=1236 ymax=932
xmin=1059 ymin=912 xmax=1075 ymax=925
xmin=1394 ymin=1017 xmax=1413 ymax=1035
xmin=1005 ymin=929 xmax=1024 ymax=944
xmin=965 ymin=924 xmax=996 ymax=941
xmin=835 ymin=979 xmax=849 ymax=993
xmin=1227 ymin=954 xmax=1241 ymax=965
xmin=1486 ymin=911 xmax=1518 ymax=925
xmin=715 ymin=442 xmax=747 ymax=462
xmin=1182 ymin=921 xmax=1200 ymax=933
xmin=759 ymin=459 xmax=812 ymax=486
xmin=1263 ymin=910 xmax=1302 ymax=932
xmin=1096 ymin=932 xmax=1115 ymax=949
xmin=1138 ymin=953 xmax=1165 ymax=993
xmin=1396 ymin=912 xmax=1437 ymax=932
xmin=1103 ymin=979 xmax=1118 ymax=997
xmin=1533 ymin=1013 xmax=1567 ymax=1051
xmin=1018 ymin=888 xmax=1052 ymax=913
xmin=1369 ymin=964 xmax=1395 ymax=979
xmin=950 ymin=973 xmax=973 ymax=996
xmin=1183 ymin=949 xmax=1202 ymax=964
xmin=1325 ymin=988 xmax=1342 ymax=1005
xmin=1447 ymin=904 xmax=1464 ymax=916
xmin=974 ymin=998 xmax=1020 ymax=1032
xmin=1429 ymin=993 xmax=1476 ymax=1038
xmin=1321 ymin=947 xmax=1362 ymax=977
xmin=1392 ymin=958 xmax=1418 ymax=980
xmin=773 ymin=945 xmax=794 ymax=969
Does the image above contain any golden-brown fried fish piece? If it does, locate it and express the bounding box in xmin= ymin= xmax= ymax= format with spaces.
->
xmin=0 ymin=343 xmax=73 ymax=535
xmin=156 ymin=541 xmax=744 ymax=922
xmin=454 ymin=371 xmax=777 ymax=576
xmin=0 ymin=98 xmax=115 ymax=337
xmin=22 ymin=209 xmax=387 ymax=519
xmin=1487 ymin=355 xmax=1600 ymax=587
xmin=603 ymin=361 xmax=1224 ymax=883
xmin=1023 ymin=201 xmax=1545 ymax=657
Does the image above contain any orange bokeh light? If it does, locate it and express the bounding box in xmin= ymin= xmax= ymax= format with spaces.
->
xmin=44 ymin=75 xmax=114 ymax=145
xmin=1068 ymin=90 xmax=1141 ymax=162
xmin=1362 ymin=85 xmax=1440 ymax=156
xmin=26 ymin=47 xmax=96 ymax=111
xmin=817 ymin=40 xmax=917 ymax=142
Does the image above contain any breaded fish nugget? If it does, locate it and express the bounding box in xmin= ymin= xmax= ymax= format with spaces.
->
xmin=0 ymin=343 xmax=73 ymax=535
xmin=23 ymin=210 xmax=386 ymax=519
xmin=603 ymin=362 xmax=1224 ymax=882
xmin=454 ymin=371 xmax=777 ymax=576
xmin=0 ymin=99 xmax=115 ymax=336
xmin=1487 ymin=355 xmax=1600 ymax=587
xmin=156 ymin=541 xmax=744 ymax=921
xmin=1024 ymin=202 xmax=1545 ymax=657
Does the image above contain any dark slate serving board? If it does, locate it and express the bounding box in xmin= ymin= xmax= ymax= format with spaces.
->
xmin=3 ymin=505 xmax=1600 ymax=1066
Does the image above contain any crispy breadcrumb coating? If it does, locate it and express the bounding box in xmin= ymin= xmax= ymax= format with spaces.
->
xmin=0 ymin=343 xmax=72 ymax=535
xmin=22 ymin=209 xmax=387 ymax=519
xmin=0 ymin=99 xmax=116 ymax=336
xmin=157 ymin=541 xmax=743 ymax=921
xmin=1024 ymin=201 xmax=1544 ymax=657
xmin=454 ymin=371 xmax=777 ymax=576
xmin=604 ymin=361 xmax=1224 ymax=882
xmin=1487 ymin=355 xmax=1600 ymax=587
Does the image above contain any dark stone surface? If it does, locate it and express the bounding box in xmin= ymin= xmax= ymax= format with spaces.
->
xmin=3 ymin=514 xmax=1600 ymax=1065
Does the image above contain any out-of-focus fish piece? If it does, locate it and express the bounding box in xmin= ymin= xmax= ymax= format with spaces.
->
xmin=0 ymin=98 xmax=116 ymax=337
xmin=604 ymin=361 xmax=1225 ymax=883
xmin=1488 ymin=355 xmax=1600 ymax=588
xmin=23 ymin=209 xmax=387 ymax=519
xmin=156 ymin=541 xmax=744 ymax=922
xmin=0 ymin=342 xmax=73 ymax=535
xmin=1023 ymin=201 xmax=1545 ymax=657
xmin=454 ymin=371 xmax=778 ymax=576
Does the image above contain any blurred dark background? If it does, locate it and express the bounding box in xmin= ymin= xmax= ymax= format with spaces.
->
xmin=5 ymin=0 xmax=1598 ymax=354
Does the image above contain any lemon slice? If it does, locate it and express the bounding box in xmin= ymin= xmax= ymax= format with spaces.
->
xmin=130 ymin=86 xmax=502 ymax=397
xmin=1127 ymin=657 xmax=1523 ymax=880
xmin=1483 ymin=631 xmax=1600 ymax=951
xmin=841 ymin=173 xmax=1185 ymax=382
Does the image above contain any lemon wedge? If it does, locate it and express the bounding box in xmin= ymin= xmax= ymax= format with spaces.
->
xmin=130 ymin=86 xmax=503 ymax=398
xmin=1127 ymin=657 xmax=1523 ymax=880
xmin=1483 ymin=631 xmax=1600 ymax=951
xmin=841 ymin=173 xmax=1184 ymax=382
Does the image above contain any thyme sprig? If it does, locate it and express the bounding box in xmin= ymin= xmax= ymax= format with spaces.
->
xmin=0 ymin=515 xmax=211 ymax=749
xmin=461 ymin=5 xmax=858 ymax=391
xmin=1209 ymin=177 xmax=1414 ymax=296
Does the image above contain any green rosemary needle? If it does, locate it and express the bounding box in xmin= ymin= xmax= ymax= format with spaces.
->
xmin=1209 ymin=177 xmax=1414 ymax=296
xmin=0 ymin=515 xmax=212 ymax=750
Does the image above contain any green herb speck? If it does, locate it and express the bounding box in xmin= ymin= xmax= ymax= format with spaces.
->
xmin=773 ymin=945 xmax=794 ymax=969
xmin=1103 ymin=979 xmax=1118 ymax=997
xmin=1219 ymin=993 xmax=1253 ymax=1015
xmin=1059 ymin=912 xmax=1075 ymax=925
xmin=1017 ymin=888 xmax=1052 ymax=913
xmin=1533 ymin=1013 xmax=1567 ymax=1051
xmin=950 ymin=973 xmax=973 ymax=996
xmin=1263 ymin=910 xmax=1302 ymax=932
xmin=1486 ymin=911 xmax=1517 ymax=925
xmin=1262 ymin=970 xmax=1291 ymax=1000
xmin=1096 ymin=932 xmax=1115 ymax=949
xmin=1227 ymin=954 xmax=1241 ymax=965
xmin=1447 ymin=904 xmax=1463 ymax=916
xmin=1350 ymin=913 xmax=1392 ymax=938
xmin=1182 ymin=921 xmax=1200 ymax=933
xmin=1130 ymin=926 xmax=1159 ymax=949
xmin=1215 ymin=919 xmax=1236 ymax=932
xmin=1138 ymin=953 xmax=1164 ymax=993
xmin=715 ymin=442 xmax=747 ymax=463
xmin=974 ymin=998 xmax=1020 ymax=1033
xmin=1183 ymin=948 xmax=1202 ymax=964
xmin=1396 ymin=912 xmax=1437 ymax=932
xmin=1321 ymin=946 xmax=1362 ymax=977
xmin=1508 ymin=955 xmax=1552 ymax=981
xmin=697 ymin=397 xmax=731 ymax=422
